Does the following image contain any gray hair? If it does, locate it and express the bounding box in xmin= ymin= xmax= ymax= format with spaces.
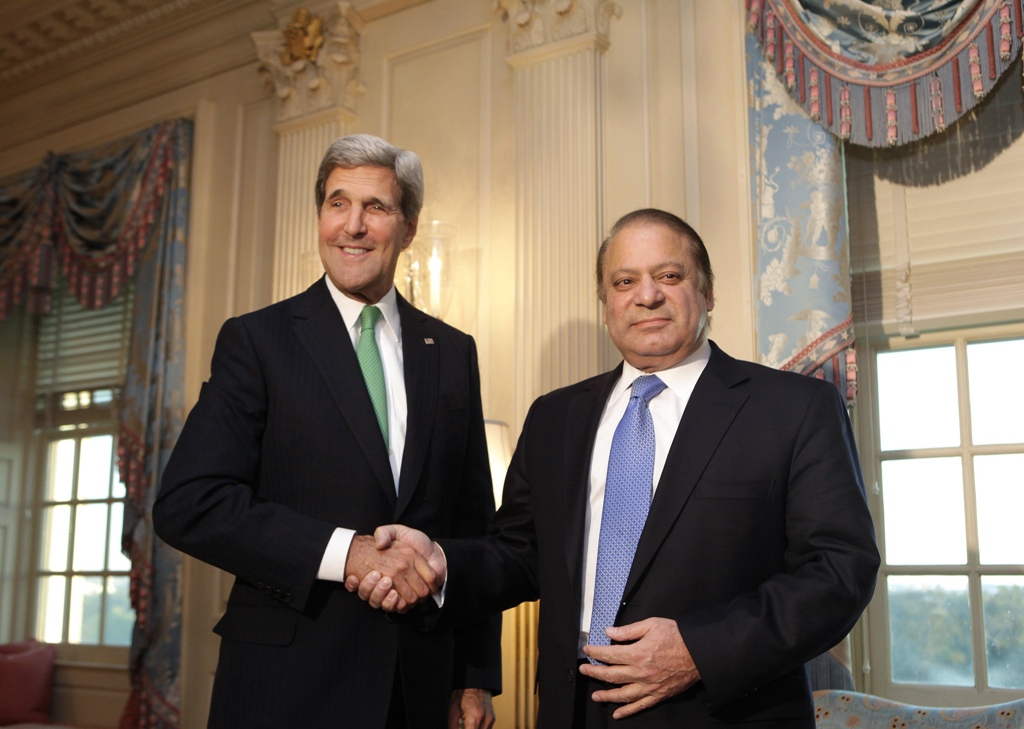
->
xmin=595 ymin=208 xmax=714 ymax=303
xmin=315 ymin=134 xmax=424 ymax=222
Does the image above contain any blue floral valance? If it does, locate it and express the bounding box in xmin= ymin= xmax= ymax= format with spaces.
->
xmin=747 ymin=0 xmax=1024 ymax=147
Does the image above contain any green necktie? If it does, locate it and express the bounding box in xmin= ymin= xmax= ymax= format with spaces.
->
xmin=356 ymin=305 xmax=389 ymax=449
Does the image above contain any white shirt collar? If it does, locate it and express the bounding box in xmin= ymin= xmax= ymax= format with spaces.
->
xmin=323 ymin=276 xmax=402 ymax=345
xmin=611 ymin=338 xmax=712 ymax=404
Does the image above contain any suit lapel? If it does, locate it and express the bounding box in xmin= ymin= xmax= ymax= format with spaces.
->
xmin=564 ymin=367 xmax=621 ymax=607
xmin=395 ymin=295 xmax=438 ymax=519
xmin=290 ymin=279 xmax=396 ymax=507
xmin=622 ymin=344 xmax=751 ymax=601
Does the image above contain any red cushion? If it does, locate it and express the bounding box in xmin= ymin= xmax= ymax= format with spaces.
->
xmin=0 ymin=638 xmax=57 ymax=724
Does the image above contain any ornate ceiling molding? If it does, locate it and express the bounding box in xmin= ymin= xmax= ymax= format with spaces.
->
xmin=251 ymin=1 xmax=366 ymax=123
xmin=492 ymin=0 xmax=621 ymax=56
xmin=0 ymin=0 xmax=205 ymax=85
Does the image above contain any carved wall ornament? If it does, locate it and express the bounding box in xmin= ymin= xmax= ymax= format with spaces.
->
xmin=252 ymin=1 xmax=366 ymax=123
xmin=280 ymin=8 xmax=324 ymax=65
xmin=493 ymin=0 xmax=621 ymax=55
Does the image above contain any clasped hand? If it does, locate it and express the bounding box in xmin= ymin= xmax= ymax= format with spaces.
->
xmin=344 ymin=525 xmax=444 ymax=613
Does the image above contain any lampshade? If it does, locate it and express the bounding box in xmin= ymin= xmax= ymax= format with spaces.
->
xmin=484 ymin=420 xmax=513 ymax=507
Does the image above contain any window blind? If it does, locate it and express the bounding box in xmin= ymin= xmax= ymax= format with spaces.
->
xmin=35 ymin=281 xmax=133 ymax=395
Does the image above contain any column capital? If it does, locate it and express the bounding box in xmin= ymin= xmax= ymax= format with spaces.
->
xmin=494 ymin=0 xmax=622 ymax=56
xmin=252 ymin=2 xmax=366 ymax=124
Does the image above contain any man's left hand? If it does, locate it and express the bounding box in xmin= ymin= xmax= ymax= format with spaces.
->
xmin=579 ymin=617 xmax=701 ymax=720
xmin=448 ymin=688 xmax=495 ymax=729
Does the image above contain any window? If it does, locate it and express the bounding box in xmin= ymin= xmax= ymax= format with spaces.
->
xmin=36 ymin=429 xmax=133 ymax=646
xmin=30 ymin=282 xmax=134 ymax=648
xmin=860 ymin=330 xmax=1024 ymax=703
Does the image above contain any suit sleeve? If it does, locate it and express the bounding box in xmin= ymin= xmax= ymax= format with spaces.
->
xmin=446 ymin=337 xmax=505 ymax=694
xmin=153 ymin=316 xmax=336 ymax=612
xmin=439 ymin=400 xmax=542 ymax=625
xmin=677 ymin=381 xmax=879 ymax=710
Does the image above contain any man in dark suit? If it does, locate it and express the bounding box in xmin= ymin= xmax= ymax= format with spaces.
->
xmin=153 ymin=134 xmax=500 ymax=729
xmin=355 ymin=208 xmax=879 ymax=728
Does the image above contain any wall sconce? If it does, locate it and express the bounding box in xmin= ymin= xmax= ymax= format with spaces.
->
xmin=484 ymin=419 xmax=513 ymax=507
xmin=398 ymin=220 xmax=456 ymax=320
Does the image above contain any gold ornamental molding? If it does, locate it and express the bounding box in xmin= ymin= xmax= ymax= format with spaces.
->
xmin=251 ymin=2 xmax=366 ymax=123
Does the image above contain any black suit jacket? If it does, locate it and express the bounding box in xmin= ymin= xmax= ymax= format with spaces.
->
xmin=441 ymin=341 xmax=879 ymax=729
xmin=154 ymin=279 xmax=501 ymax=728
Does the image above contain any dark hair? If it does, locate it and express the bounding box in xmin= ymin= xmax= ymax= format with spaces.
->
xmin=595 ymin=208 xmax=714 ymax=302
xmin=314 ymin=134 xmax=424 ymax=221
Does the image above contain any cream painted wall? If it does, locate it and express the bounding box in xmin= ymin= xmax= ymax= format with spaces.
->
xmin=605 ymin=0 xmax=754 ymax=363
xmin=355 ymin=0 xmax=518 ymax=433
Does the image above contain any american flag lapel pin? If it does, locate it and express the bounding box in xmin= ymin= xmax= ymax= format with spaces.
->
xmin=424 ymin=337 xmax=435 ymax=345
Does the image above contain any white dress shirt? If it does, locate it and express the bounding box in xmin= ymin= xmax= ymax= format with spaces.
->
xmin=578 ymin=338 xmax=711 ymax=652
xmin=317 ymin=278 xmax=408 ymax=582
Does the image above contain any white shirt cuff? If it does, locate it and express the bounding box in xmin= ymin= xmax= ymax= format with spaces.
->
xmin=317 ymin=527 xmax=356 ymax=582
xmin=432 ymin=541 xmax=447 ymax=607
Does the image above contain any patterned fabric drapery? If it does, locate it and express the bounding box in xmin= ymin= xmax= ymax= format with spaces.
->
xmin=746 ymin=0 xmax=1024 ymax=147
xmin=0 ymin=122 xmax=184 ymax=319
xmin=0 ymin=120 xmax=189 ymax=729
xmin=746 ymin=31 xmax=857 ymax=404
xmin=116 ymin=121 xmax=189 ymax=729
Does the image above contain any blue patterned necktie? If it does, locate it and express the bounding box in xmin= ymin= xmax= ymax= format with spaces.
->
xmin=588 ymin=374 xmax=667 ymax=662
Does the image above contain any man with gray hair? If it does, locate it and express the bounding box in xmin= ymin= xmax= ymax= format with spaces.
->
xmin=154 ymin=134 xmax=500 ymax=728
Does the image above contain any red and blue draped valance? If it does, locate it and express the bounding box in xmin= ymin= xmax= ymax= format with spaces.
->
xmin=747 ymin=0 xmax=1024 ymax=146
xmin=0 ymin=121 xmax=181 ymax=319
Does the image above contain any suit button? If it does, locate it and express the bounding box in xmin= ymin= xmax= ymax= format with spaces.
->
xmin=283 ymin=594 xmax=293 ymax=603
xmin=567 ymin=669 xmax=574 ymax=682
xmin=385 ymin=613 xmax=396 ymax=623
xmin=255 ymin=581 xmax=265 ymax=589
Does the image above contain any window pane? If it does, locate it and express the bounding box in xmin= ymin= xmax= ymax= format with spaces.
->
xmin=78 ymin=434 xmax=113 ymax=500
xmin=107 ymin=502 xmax=130 ymax=572
xmin=36 ymin=576 xmax=66 ymax=643
xmin=889 ymin=575 xmax=974 ymax=686
xmin=968 ymin=339 xmax=1024 ymax=445
xmin=68 ymin=576 xmax=103 ymax=645
xmin=39 ymin=505 xmax=71 ymax=572
xmin=72 ymin=503 xmax=109 ymax=572
xmin=104 ymin=576 xmax=133 ymax=647
xmin=881 ymin=458 xmax=966 ymax=565
xmin=877 ymin=347 xmax=960 ymax=451
xmin=982 ymin=577 xmax=1024 ymax=689
xmin=975 ymin=454 xmax=1024 ymax=564
xmin=111 ymin=459 xmax=125 ymax=499
xmin=46 ymin=438 xmax=76 ymax=502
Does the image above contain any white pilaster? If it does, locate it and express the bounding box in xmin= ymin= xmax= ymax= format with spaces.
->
xmin=496 ymin=3 xmax=619 ymax=727
xmin=271 ymin=107 xmax=355 ymax=301
xmin=502 ymin=1 xmax=621 ymax=430
xmin=252 ymin=2 xmax=365 ymax=302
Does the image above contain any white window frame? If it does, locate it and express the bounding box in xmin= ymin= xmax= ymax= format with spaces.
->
xmin=31 ymin=415 xmax=132 ymax=653
xmin=855 ymin=322 xmax=1024 ymax=706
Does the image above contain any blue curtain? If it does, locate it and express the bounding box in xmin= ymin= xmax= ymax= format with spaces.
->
xmin=0 ymin=119 xmax=190 ymax=728
xmin=747 ymin=0 xmax=1024 ymax=147
xmin=746 ymin=32 xmax=857 ymax=404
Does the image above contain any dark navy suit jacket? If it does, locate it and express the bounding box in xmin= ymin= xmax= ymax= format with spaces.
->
xmin=154 ymin=278 xmax=500 ymax=728
xmin=441 ymin=341 xmax=879 ymax=729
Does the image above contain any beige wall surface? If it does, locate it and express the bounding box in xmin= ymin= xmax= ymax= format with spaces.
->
xmin=0 ymin=1 xmax=758 ymax=726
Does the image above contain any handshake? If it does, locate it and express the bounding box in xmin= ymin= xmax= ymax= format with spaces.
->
xmin=343 ymin=525 xmax=444 ymax=613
